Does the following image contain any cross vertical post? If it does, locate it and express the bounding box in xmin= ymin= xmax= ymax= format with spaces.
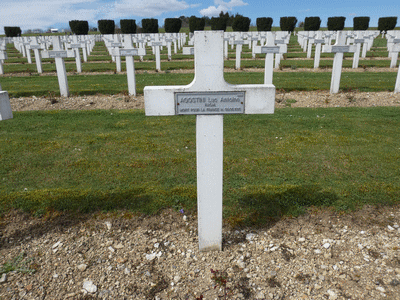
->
xmin=144 ymin=31 xmax=275 ymax=251
xmin=322 ymin=31 xmax=356 ymax=94
xmin=53 ymin=36 xmax=69 ymax=97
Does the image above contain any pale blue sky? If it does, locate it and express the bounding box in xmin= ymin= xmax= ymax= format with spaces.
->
xmin=1 ymin=0 xmax=399 ymax=34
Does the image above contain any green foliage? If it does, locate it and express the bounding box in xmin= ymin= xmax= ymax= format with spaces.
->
xmin=327 ymin=16 xmax=346 ymax=31
xmin=256 ymin=17 xmax=273 ymax=31
xmin=142 ymin=18 xmax=159 ymax=33
xmin=164 ymin=18 xmax=182 ymax=33
xmin=189 ymin=16 xmax=205 ymax=32
xmin=353 ymin=16 xmax=370 ymax=30
xmin=4 ymin=26 xmax=21 ymax=37
xmin=304 ymin=17 xmax=321 ymax=31
xmin=280 ymin=16 xmax=297 ymax=32
xmin=120 ymin=19 xmax=136 ymax=34
xmin=69 ymin=20 xmax=89 ymax=35
xmin=211 ymin=11 xmax=229 ymax=31
xmin=232 ymin=15 xmax=251 ymax=32
xmin=378 ymin=17 xmax=397 ymax=32
xmin=98 ymin=19 xmax=115 ymax=34
xmin=0 ymin=252 xmax=36 ymax=275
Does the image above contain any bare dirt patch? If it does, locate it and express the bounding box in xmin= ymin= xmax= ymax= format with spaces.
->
xmin=1 ymin=206 xmax=399 ymax=299
xmin=9 ymin=90 xmax=400 ymax=112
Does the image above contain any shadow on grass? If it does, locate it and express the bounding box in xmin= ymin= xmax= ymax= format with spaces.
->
xmin=7 ymin=188 xmax=161 ymax=217
xmin=226 ymin=185 xmax=339 ymax=229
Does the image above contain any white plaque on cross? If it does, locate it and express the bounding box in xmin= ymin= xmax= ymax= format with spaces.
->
xmin=144 ymin=31 xmax=275 ymax=252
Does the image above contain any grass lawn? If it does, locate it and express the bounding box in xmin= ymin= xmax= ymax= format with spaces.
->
xmin=0 ymin=71 xmax=398 ymax=97
xmin=1 ymin=107 xmax=399 ymax=226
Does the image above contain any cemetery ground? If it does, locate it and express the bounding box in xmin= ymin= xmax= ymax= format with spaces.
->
xmin=0 ymin=34 xmax=400 ymax=299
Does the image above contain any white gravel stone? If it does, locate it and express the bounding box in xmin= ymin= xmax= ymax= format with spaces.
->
xmin=327 ymin=289 xmax=338 ymax=300
xmin=83 ymin=280 xmax=97 ymax=293
xmin=146 ymin=253 xmax=157 ymax=261
xmin=377 ymin=286 xmax=386 ymax=292
xmin=77 ymin=264 xmax=87 ymax=272
xmin=105 ymin=222 xmax=112 ymax=230
xmin=323 ymin=243 xmax=331 ymax=249
xmin=0 ymin=274 xmax=6 ymax=283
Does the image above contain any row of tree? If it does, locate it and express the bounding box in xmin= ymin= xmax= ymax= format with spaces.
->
xmin=2 ymin=15 xmax=398 ymax=37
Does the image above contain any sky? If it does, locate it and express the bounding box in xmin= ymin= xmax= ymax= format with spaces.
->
xmin=1 ymin=0 xmax=399 ymax=34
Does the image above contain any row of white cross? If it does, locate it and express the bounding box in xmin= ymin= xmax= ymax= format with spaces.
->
xmin=1 ymin=30 xmax=400 ymax=97
xmin=1 ymin=31 xmax=400 ymax=252
xmin=103 ymin=33 xmax=187 ymax=72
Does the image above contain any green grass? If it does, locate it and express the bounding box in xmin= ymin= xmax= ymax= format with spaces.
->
xmin=1 ymin=108 xmax=399 ymax=226
xmin=1 ymin=71 xmax=397 ymax=97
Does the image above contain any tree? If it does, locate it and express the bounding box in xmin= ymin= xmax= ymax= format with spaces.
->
xmin=353 ymin=17 xmax=370 ymax=30
xmin=189 ymin=16 xmax=205 ymax=32
xmin=327 ymin=17 xmax=346 ymax=31
xmin=164 ymin=18 xmax=182 ymax=33
xmin=69 ymin=20 xmax=89 ymax=35
xmin=4 ymin=26 xmax=22 ymax=37
xmin=256 ymin=17 xmax=273 ymax=31
xmin=304 ymin=17 xmax=321 ymax=31
xmin=120 ymin=19 xmax=136 ymax=34
xmin=98 ymin=20 xmax=115 ymax=34
xmin=211 ymin=11 xmax=229 ymax=31
xmin=378 ymin=17 xmax=397 ymax=32
xmin=142 ymin=18 xmax=158 ymax=33
xmin=280 ymin=17 xmax=297 ymax=32
xmin=232 ymin=14 xmax=250 ymax=32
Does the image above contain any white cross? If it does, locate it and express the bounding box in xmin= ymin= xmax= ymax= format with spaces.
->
xmin=254 ymin=32 xmax=281 ymax=85
xmin=0 ymin=49 xmax=7 ymax=75
xmin=309 ymin=31 xmax=325 ymax=69
xmin=144 ymin=31 xmax=275 ymax=252
xmin=29 ymin=37 xmax=44 ymax=73
xmin=0 ymin=91 xmax=13 ymax=121
xmin=322 ymin=31 xmax=356 ymax=94
xmin=68 ymin=36 xmax=86 ymax=73
xmin=111 ymin=34 xmax=146 ymax=96
xmin=352 ymin=31 xmax=365 ymax=69
xmin=41 ymin=36 xmax=75 ymax=97
xmin=233 ymin=39 xmax=245 ymax=70
xmin=148 ymin=34 xmax=164 ymax=72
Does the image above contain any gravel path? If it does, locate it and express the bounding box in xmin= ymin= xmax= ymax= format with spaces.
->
xmin=8 ymin=90 xmax=400 ymax=112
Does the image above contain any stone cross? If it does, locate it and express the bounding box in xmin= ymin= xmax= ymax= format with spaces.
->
xmin=69 ymin=35 xmax=85 ymax=73
xmin=233 ymin=39 xmax=245 ymax=69
xmin=29 ymin=37 xmax=44 ymax=73
xmin=0 ymin=91 xmax=13 ymax=121
xmin=254 ymin=32 xmax=280 ymax=84
xmin=352 ymin=31 xmax=365 ymax=69
xmin=144 ymin=31 xmax=275 ymax=252
xmin=24 ymin=38 xmax=33 ymax=64
xmin=395 ymin=64 xmax=400 ymax=94
xmin=111 ymin=34 xmax=146 ymax=96
xmin=41 ymin=36 xmax=75 ymax=97
xmin=322 ymin=31 xmax=356 ymax=94
xmin=111 ymin=35 xmax=123 ymax=72
xmin=388 ymin=39 xmax=400 ymax=68
xmin=148 ymin=35 xmax=164 ymax=72
xmin=309 ymin=31 xmax=325 ymax=69
xmin=0 ymin=49 xmax=7 ymax=75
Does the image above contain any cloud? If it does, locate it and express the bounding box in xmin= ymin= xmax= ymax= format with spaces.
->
xmin=113 ymin=0 xmax=191 ymax=18
xmin=199 ymin=0 xmax=248 ymax=17
xmin=0 ymin=0 xmax=196 ymax=33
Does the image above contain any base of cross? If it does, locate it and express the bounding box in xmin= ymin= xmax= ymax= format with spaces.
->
xmin=144 ymin=31 xmax=275 ymax=251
